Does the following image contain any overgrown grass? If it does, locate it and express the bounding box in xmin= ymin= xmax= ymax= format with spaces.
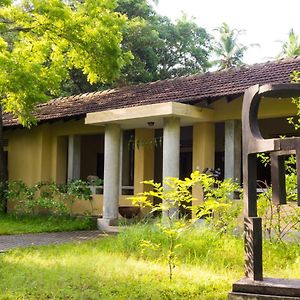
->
xmin=0 ymin=214 xmax=96 ymax=235
xmin=0 ymin=223 xmax=299 ymax=299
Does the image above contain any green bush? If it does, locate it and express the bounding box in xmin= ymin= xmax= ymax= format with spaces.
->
xmin=7 ymin=180 xmax=92 ymax=216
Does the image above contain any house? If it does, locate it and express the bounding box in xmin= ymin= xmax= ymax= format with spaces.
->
xmin=3 ymin=56 xmax=300 ymax=225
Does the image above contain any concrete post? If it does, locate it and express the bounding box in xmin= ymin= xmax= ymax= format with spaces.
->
xmin=163 ymin=117 xmax=180 ymax=218
xmin=224 ymin=120 xmax=242 ymax=184
xmin=67 ymin=135 xmax=81 ymax=182
xmin=102 ymin=124 xmax=121 ymax=226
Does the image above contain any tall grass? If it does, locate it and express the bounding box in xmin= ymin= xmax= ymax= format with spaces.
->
xmin=0 ymin=223 xmax=299 ymax=299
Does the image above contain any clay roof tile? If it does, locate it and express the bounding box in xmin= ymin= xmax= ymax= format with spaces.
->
xmin=3 ymin=56 xmax=300 ymax=127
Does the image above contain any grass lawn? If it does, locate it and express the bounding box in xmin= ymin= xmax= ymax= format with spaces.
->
xmin=0 ymin=214 xmax=96 ymax=235
xmin=0 ymin=224 xmax=300 ymax=299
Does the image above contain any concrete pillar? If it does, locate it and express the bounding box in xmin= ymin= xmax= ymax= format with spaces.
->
xmin=102 ymin=124 xmax=121 ymax=226
xmin=163 ymin=117 xmax=180 ymax=179
xmin=224 ymin=120 xmax=241 ymax=184
xmin=192 ymin=122 xmax=215 ymax=205
xmin=163 ymin=117 xmax=180 ymax=218
xmin=67 ymin=135 xmax=81 ymax=182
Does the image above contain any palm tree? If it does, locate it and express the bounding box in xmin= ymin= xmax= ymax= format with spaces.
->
xmin=278 ymin=29 xmax=300 ymax=58
xmin=213 ymin=22 xmax=255 ymax=70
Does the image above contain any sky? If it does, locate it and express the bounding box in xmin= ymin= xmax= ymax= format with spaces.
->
xmin=155 ymin=0 xmax=300 ymax=65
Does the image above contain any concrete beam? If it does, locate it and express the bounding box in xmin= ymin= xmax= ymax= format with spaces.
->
xmin=85 ymin=102 xmax=214 ymax=128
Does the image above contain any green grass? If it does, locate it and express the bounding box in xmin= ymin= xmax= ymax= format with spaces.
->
xmin=0 ymin=214 xmax=96 ymax=235
xmin=0 ymin=223 xmax=300 ymax=299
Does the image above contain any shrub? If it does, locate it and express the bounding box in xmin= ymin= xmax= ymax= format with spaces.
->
xmin=7 ymin=180 xmax=92 ymax=216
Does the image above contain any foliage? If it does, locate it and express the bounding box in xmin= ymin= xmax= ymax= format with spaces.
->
xmin=129 ymin=171 xmax=240 ymax=280
xmin=278 ymin=29 xmax=300 ymax=58
xmin=0 ymin=0 xmax=131 ymax=124
xmin=257 ymin=152 xmax=300 ymax=243
xmin=197 ymin=176 xmax=241 ymax=233
xmin=154 ymin=14 xmax=212 ymax=80
xmin=7 ymin=180 xmax=92 ymax=216
xmin=87 ymin=176 xmax=103 ymax=186
xmin=65 ymin=0 xmax=212 ymax=90
xmin=257 ymin=185 xmax=300 ymax=243
xmin=287 ymin=70 xmax=300 ymax=129
xmin=116 ymin=0 xmax=212 ymax=83
xmin=212 ymin=22 xmax=257 ymax=70
xmin=0 ymin=213 xmax=96 ymax=235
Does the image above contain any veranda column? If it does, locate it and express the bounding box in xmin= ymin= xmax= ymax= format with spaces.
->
xmin=163 ymin=117 xmax=180 ymax=218
xmin=102 ymin=124 xmax=121 ymax=226
xmin=224 ymin=120 xmax=241 ymax=184
xmin=67 ymin=135 xmax=81 ymax=182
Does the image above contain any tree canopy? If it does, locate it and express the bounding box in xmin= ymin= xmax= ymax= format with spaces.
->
xmin=65 ymin=0 xmax=212 ymax=92
xmin=0 ymin=0 xmax=131 ymax=125
xmin=114 ymin=0 xmax=212 ymax=84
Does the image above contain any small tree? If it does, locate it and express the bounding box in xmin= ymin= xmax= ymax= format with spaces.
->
xmin=129 ymin=170 xmax=239 ymax=280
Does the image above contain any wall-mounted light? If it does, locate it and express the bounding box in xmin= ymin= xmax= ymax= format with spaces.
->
xmin=147 ymin=121 xmax=155 ymax=127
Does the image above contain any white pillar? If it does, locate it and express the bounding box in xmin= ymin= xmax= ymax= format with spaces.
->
xmin=102 ymin=124 xmax=121 ymax=226
xmin=67 ymin=135 xmax=81 ymax=182
xmin=224 ymin=120 xmax=241 ymax=184
xmin=163 ymin=117 xmax=180 ymax=218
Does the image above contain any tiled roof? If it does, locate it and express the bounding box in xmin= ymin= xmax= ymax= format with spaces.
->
xmin=4 ymin=56 xmax=300 ymax=127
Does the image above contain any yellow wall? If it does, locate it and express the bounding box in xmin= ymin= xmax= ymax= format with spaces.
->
xmin=8 ymin=125 xmax=47 ymax=186
xmin=71 ymin=195 xmax=134 ymax=216
xmin=6 ymin=119 xmax=104 ymax=185
xmin=211 ymin=96 xmax=297 ymax=121
xmin=3 ymin=96 xmax=298 ymax=215
xmin=192 ymin=122 xmax=215 ymax=206
xmin=134 ymin=128 xmax=155 ymax=194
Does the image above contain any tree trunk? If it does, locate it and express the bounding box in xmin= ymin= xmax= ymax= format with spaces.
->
xmin=0 ymin=104 xmax=8 ymax=213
